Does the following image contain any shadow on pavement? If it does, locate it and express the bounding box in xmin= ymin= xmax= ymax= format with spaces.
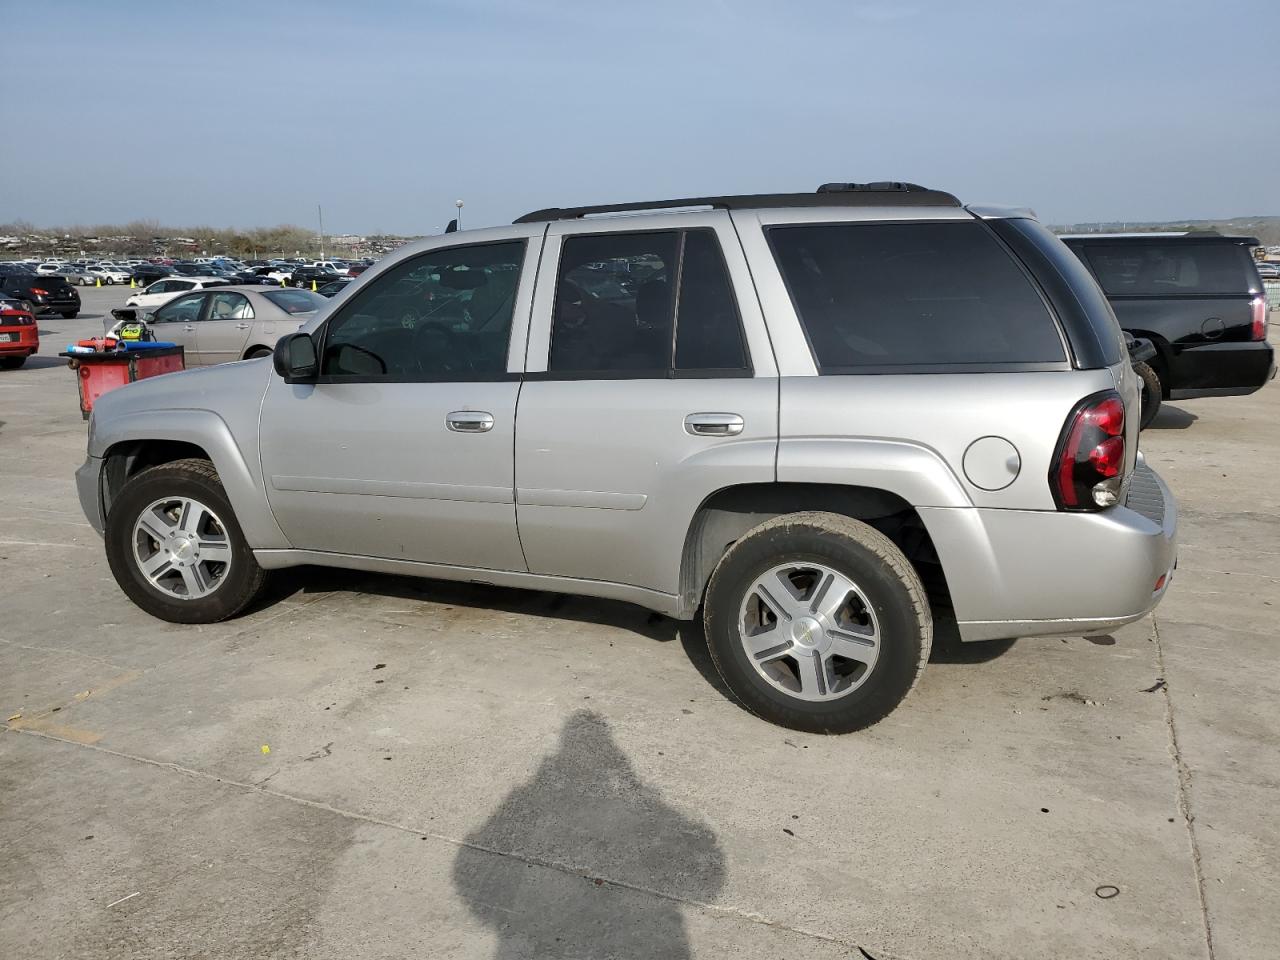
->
xmin=928 ymin=614 xmax=1018 ymax=663
xmin=258 ymin=567 xmax=1019 ymax=691
xmin=264 ymin=566 xmax=686 ymax=645
xmin=1147 ymin=404 xmax=1198 ymax=430
xmin=12 ymin=355 xmax=69 ymax=370
xmin=451 ymin=710 xmax=725 ymax=959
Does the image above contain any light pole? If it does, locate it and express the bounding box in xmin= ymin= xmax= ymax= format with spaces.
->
xmin=455 ymin=199 xmax=464 ymax=231
xmin=317 ymin=204 xmax=326 ymax=261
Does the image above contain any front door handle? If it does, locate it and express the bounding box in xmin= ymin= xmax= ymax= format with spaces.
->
xmin=684 ymin=412 xmax=744 ymax=437
xmin=447 ymin=410 xmax=495 ymax=433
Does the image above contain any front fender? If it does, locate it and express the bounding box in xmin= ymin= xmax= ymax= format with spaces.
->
xmin=94 ymin=408 xmax=288 ymax=549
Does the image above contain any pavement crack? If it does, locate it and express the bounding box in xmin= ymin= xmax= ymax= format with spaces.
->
xmin=1152 ymin=616 xmax=1215 ymax=960
xmin=7 ymin=725 xmax=912 ymax=960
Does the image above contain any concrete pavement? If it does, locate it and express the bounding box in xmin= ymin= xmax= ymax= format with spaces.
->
xmin=1 ymin=286 xmax=1276 ymax=959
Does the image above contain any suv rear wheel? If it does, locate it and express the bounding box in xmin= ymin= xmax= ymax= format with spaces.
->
xmin=703 ymin=511 xmax=931 ymax=733
xmin=1134 ymin=361 xmax=1162 ymax=429
xmin=105 ymin=458 xmax=266 ymax=623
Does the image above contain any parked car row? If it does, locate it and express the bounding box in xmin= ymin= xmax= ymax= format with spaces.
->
xmin=1 ymin=255 xmax=377 ymax=293
xmin=0 ymin=263 xmax=81 ymax=317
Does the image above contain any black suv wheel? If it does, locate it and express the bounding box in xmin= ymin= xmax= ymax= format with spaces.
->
xmin=703 ymin=512 xmax=931 ymax=733
xmin=1134 ymin=361 xmax=1162 ymax=429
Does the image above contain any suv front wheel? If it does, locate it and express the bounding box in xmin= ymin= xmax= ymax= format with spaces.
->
xmin=105 ymin=458 xmax=266 ymax=623
xmin=703 ymin=512 xmax=931 ymax=733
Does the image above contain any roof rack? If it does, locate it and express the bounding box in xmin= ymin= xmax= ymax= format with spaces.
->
xmin=513 ymin=182 xmax=961 ymax=224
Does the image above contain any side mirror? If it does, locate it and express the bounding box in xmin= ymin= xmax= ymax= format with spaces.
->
xmin=273 ymin=331 xmax=318 ymax=381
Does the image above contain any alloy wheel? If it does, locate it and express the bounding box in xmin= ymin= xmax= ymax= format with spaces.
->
xmin=738 ymin=562 xmax=881 ymax=702
xmin=131 ymin=496 xmax=233 ymax=600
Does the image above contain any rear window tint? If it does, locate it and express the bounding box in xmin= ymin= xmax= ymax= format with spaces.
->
xmin=768 ymin=221 xmax=1065 ymax=371
xmin=263 ymin=290 xmax=325 ymax=314
xmin=1078 ymin=242 xmax=1255 ymax=297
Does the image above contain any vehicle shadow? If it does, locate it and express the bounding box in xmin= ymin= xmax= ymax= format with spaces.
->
xmin=1147 ymin=404 xmax=1198 ymax=430
xmin=263 ymin=566 xmax=687 ymax=646
xmin=451 ymin=709 xmax=725 ymax=959
xmin=258 ymin=567 xmax=1015 ymax=687
xmin=15 ymin=355 xmax=69 ymax=370
xmin=927 ymin=614 xmax=1018 ymax=663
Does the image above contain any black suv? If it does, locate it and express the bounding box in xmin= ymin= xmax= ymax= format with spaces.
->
xmin=288 ymin=265 xmax=342 ymax=289
xmin=1062 ymin=233 xmax=1274 ymax=426
xmin=0 ymin=264 xmax=81 ymax=318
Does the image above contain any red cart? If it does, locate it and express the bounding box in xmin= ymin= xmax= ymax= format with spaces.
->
xmin=60 ymin=344 xmax=185 ymax=420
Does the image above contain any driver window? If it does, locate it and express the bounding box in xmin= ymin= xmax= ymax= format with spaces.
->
xmin=321 ymin=240 xmax=525 ymax=379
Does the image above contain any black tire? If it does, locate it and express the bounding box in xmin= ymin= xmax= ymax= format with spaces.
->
xmin=703 ymin=511 xmax=931 ymax=733
xmin=1134 ymin=361 xmax=1161 ymax=430
xmin=61 ymin=311 xmax=78 ymax=319
xmin=244 ymin=346 xmax=271 ymax=360
xmin=0 ymin=356 xmax=25 ymax=369
xmin=105 ymin=458 xmax=266 ymax=624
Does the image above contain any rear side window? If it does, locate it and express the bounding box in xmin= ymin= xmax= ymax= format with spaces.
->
xmin=549 ymin=229 xmax=749 ymax=376
xmin=768 ymin=221 xmax=1065 ymax=371
xmin=1079 ymin=242 xmax=1256 ymax=297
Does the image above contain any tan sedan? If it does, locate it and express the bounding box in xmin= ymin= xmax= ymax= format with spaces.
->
xmin=144 ymin=285 xmax=328 ymax=365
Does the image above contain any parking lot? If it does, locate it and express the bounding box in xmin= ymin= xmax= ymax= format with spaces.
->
xmin=1 ymin=284 xmax=1276 ymax=959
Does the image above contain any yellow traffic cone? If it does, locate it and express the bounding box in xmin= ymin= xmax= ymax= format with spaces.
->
xmin=311 ymin=280 xmax=317 ymax=292
xmin=129 ymin=278 xmax=136 ymax=288
xmin=280 ymin=277 xmax=286 ymax=287
xmin=95 ymin=277 xmax=102 ymax=287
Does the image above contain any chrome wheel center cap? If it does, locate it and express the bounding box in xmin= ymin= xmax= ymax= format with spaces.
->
xmin=172 ymin=537 xmax=194 ymax=560
xmin=792 ymin=616 xmax=823 ymax=648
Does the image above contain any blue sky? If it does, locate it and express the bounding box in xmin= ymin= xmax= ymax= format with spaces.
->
xmin=2 ymin=0 xmax=1276 ymax=233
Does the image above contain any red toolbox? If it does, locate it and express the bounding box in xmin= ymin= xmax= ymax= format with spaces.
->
xmin=60 ymin=345 xmax=185 ymax=420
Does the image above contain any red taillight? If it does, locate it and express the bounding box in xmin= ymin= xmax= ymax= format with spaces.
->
xmin=1250 ymin=296 xmax=1268 ymax=342
xmin=1052 ymin=391 xmax=1127 ymax=511
xmin=30 ymin=287 xmax=49 ymax=296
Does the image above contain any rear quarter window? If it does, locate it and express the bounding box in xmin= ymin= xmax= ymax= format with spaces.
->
xmin=767 ymin=221 xmax=1066 ymax=372
xmin=264 ymin=290 xmax=326 ymax=314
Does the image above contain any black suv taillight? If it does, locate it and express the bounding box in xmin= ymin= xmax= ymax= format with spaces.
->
xmin=1250 ymin=296 xmax=1268 ymax=341
xmin=1051 ymin=391 xmax=1126 ymax=511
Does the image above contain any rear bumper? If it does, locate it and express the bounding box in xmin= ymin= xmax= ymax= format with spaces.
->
xmin=922 ymin=460 xmax=1177 ymax=642
xmin=31 ymin=299 xmax=80 ymax=314
xmin=0 ymin=327 xmax=38 ymax=355
xmin=1167 ymin=340 xmax=1275 ymax=399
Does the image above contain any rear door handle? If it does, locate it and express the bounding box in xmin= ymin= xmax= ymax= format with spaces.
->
xmin=235 ymin=322 xmax=250 ymax=329
xmin=684 ymin=412 xmax=744 ymax=437
xmin=447 ymin=410 xmax=495 ymax=433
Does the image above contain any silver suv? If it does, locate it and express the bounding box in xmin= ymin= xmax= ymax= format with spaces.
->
xmin=74 ymin=182 xmax=1177 ymax=732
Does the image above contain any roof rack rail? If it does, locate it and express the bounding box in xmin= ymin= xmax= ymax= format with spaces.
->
xmin=513 ymin=182 xmax=961 ymax=224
